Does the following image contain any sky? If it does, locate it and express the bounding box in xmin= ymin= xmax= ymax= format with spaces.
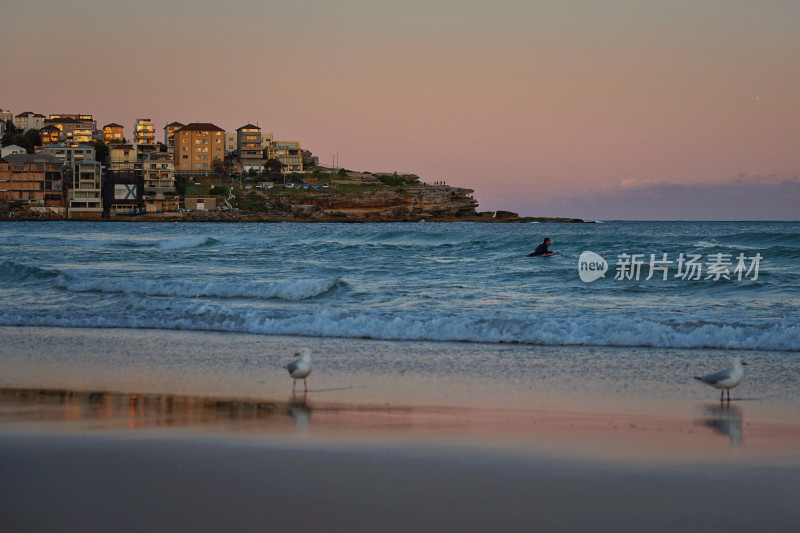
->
xmin=3 ymin=0 xmax=799 ymax=220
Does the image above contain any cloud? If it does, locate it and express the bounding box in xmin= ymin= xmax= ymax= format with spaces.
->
xmin=732 ymin=172 xmax=800 ymax=184
xmin=513 ymin=175 xmax=800 ymax=220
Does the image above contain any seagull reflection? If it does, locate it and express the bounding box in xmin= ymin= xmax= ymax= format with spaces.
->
xmin=700 ymin=403 xmax=743 ymax=446
xmin=287 ymin=395 xmax=311 ymax=431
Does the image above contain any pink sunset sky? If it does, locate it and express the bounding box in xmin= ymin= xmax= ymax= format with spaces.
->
xmin=4 ymin=0 xmax=799 ymax=220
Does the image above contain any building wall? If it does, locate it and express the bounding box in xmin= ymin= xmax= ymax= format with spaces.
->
xmin=0 ymin=161 xmax=63 ymax=204
xmin=175 ymin=128 xmax=225 ymax=174
xmin=109 ymin=145 xmax=136 ymax=171
xmin=184 ymin=197 xmax=217 ymax=210
xmin=225 ymin=132 xmax=237 ymax=155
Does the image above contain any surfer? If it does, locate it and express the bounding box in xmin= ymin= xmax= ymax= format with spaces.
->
xmin=528 ymin=237 xmax=554 ymax=257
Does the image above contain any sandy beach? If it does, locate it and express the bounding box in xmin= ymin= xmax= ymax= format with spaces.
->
xmin=1 ymin=326 xmax=800 ymax=532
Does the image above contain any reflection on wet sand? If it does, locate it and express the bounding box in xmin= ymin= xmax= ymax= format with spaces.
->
xmin=0 ymin=388 xmax=306 ymax=430
xmin=698 ymin=403 xmax=744 ymax=446
xmin=3 ymin=387 xmax=800 ymax=465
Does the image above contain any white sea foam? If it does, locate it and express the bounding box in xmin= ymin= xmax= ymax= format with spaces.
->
xmin=1 ymin=304 xmax=797 ymax=352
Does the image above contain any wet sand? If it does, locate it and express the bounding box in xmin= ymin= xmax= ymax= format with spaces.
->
xmin=1 ymin=326 xmax=800 ymax=531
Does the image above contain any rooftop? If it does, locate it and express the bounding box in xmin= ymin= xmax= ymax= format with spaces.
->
xmin=3 ymin=153 xmax=61 ymax=164
xmin=176 ymin=123 xmax=225 ymax=133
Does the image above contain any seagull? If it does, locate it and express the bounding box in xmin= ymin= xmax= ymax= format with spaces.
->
xmin=694 ymin=357 xmax=747 ymax=401
xmin=285 ymin=347 xmax=312 ymax=393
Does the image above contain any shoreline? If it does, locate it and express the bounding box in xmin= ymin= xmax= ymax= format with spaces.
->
xmin=3 ymin=326 xmax=800 ymax=531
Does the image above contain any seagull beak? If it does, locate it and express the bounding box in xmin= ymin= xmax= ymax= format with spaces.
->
xmin=741 ymin=362 xmax=748 ymax=366
xmin=293 ymin=353 xmax=301 ymax=357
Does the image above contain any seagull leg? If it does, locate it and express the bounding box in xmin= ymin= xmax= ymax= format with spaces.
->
xmin=720 ymin=389 xmax=724 ymax=402
xmin=304 ymin=379 xmax=308 ymax=393
xmin=292 ymin=380 xmax=296 ymax=394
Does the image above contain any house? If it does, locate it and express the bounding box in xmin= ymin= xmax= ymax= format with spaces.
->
xmin=68 ymin=160 xmax=103 ymax=219
xmin=184 ymin=197 xmax=217 ymax=211
xmin=103 ymin=123 xmax=125 ymax=144
xmin=42 ymin=142 xmax=96 ymax=165
xmin=39 ymin=125 xmax=61 ymax=147
xmin=44 ymin=114 xmax=97 ymax=142
xmin=0 ymin=109 xmax=13 ymax=124
xmin=14 ymin=112 xmax=46 ymax=131
xmin=0 ymin=153 xmax=63 ymax=205
xmin=173 ymin=123 xmax=225 ymax=174
xmin=134 ymin=118 xmax=155 ymax=145
xmin=163 ymin=121 xmax=184 ymax=152
xmin=266 ymin=141 xmax=303 ymax=173
xmin=237 ymin=124 xmax=264 ymax=170
xmin=1 ymin=145 xmax=27 ymax=158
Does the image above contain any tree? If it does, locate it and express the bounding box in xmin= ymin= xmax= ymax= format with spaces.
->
xmin=25 ymin=130 xmax=42 ymax=153
xmin=0 ymin=131 xmax=14 ymax=148
xmin=264 ymin=158 xmax=285 ymax=178
xmin=90 ymin=140 xmax=109 ymax=163
xmin=211 ymin=157 xmax=225 ymax=176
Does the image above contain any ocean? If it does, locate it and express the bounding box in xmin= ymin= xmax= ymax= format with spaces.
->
xmin=1 ymin=220 xmax=797 ymax=352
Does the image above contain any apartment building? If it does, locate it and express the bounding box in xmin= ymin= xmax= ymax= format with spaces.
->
xmin=142 ymin=152 xmax=175 ymax=190
xmin=103 ymin=123 xmax=125 ymax=143
xmin=163 ymin=121 xmax=184 ymax=152
xmin=266 ymin=141 xmax=303 ymax=173
xmin=236 ymin=124 xmax=264 ymax=170
xmin=42 ymin=143 xmax=96 ymax=165
xmin=134 ymin=118 xmax=155 ymax=145
xmin=142 ymin=152 xmax=177 ymax=212
xmin=108 ymin=144 xmax=136 ymax=171
xmin=68 ymin=160 xmax=103 ymax=219
xmin=14 ymin=112 xmax=45 ymax=131
xmin=0 ymin=154 xmax=63 ymax=205
xmin=173 ymin=123 xmax=225 ymax=174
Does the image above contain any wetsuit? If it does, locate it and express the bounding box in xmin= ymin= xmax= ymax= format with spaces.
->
xmin=529 ymin=242 xmax=550 ymax=257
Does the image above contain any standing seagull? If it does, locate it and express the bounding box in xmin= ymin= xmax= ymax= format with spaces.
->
xmin=694 ymin=357 xmax=747 ymax=401
xmin=285 ymin=347 xmax=312 ymax=393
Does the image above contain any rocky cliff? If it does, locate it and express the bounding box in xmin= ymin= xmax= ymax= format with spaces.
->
xmin=261 ymin=185 xmax=479 ymax=221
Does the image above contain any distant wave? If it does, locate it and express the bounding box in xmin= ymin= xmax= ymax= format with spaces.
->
xmin=0 ymin=260 xmax=60 ymax=282
xmin=86 ymin=236 xmax=219 ymax=250
xmin=1 ymin=260 xmax=340 ymax=301
xmin=54 ymin=277 xmax=342 ymax=301
xmin=1 ymin=304 xmax=796 ymax=352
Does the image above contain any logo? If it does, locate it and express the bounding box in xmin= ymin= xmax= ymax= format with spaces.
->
xmin=578 ymin=251 xmax=608 ymax=282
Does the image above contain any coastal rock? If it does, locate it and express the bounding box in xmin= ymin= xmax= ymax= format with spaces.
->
xmin=494 ymin=210 xmax=519 ymax=220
